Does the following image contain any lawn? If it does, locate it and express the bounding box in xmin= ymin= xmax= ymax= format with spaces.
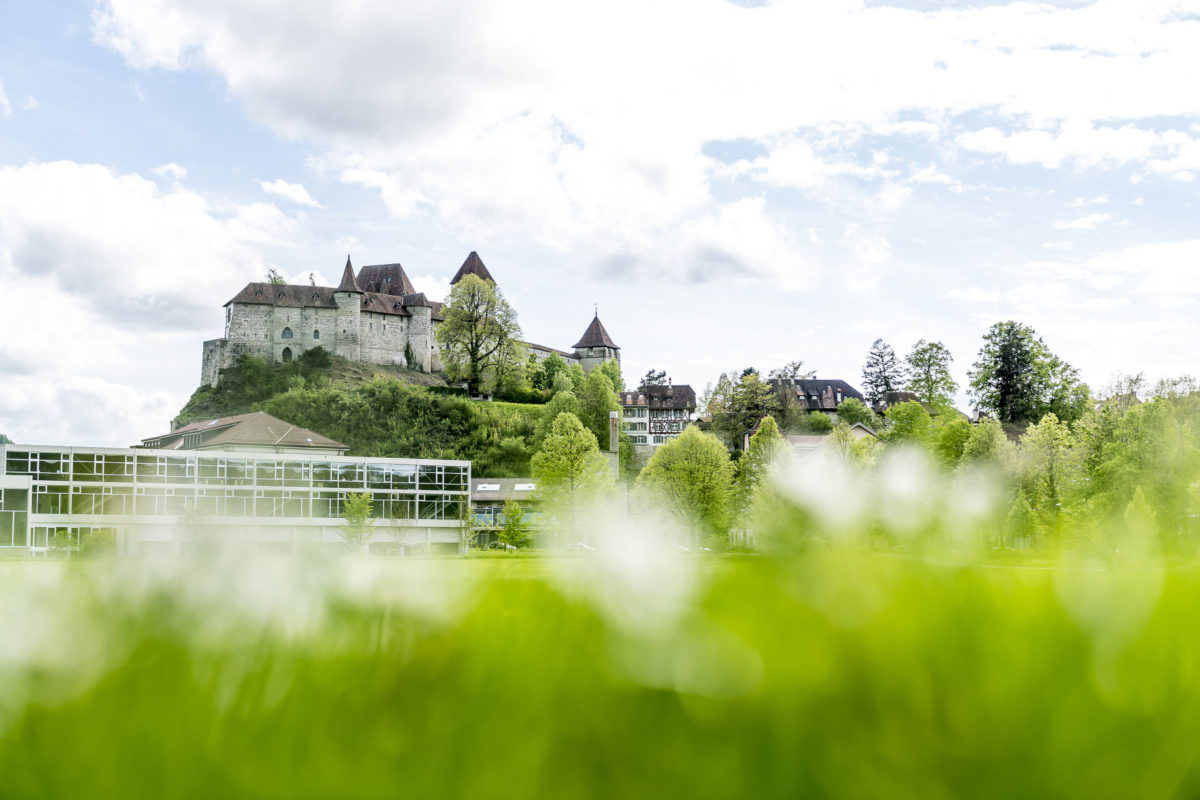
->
xmin=0 ymin=549 xmax=1196 ymax=798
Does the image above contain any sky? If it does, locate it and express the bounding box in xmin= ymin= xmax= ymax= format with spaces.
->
xmin=2 ymin=0 xmax=1200 ymax=446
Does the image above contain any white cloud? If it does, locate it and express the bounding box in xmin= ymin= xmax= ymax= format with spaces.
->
xmin=410 ymin=274 xmax=451 ymax=303
xmin=945 ymin=287 xmax=1000 ymax=304
xmin=956 ymin=120 xmax=1166 ymax=169
xmin=1054 ymin=213 xmax=1112 ymax=231
xmin=152 ymin=162 xmax=187 ymax=180
xmin=90 ymin=0 xmax=1200 ymax=286
xmin=842 ymin=223 xmax=891 ymax=267
xmin=0 ymin=79 xmax=10 ymax=116
xmin=910 ymin=165 xmax=954 ymax=185
xmin=0 ymin=162 xmax=290 ymax=329
xmin=259 ymin=178 xmax=321 ymax=207
xmin=0 ymin=161 xmax=310 ymax=444
xmin=21 ymin=94 xmax=37 ymax=111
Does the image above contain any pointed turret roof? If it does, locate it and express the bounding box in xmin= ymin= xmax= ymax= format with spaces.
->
xmin=450 ymin=251 xmax=495 ymax=285
xmin=336 ymin=255 xmax=362 ymax=293
xmin=573 ymin=313 xmax=619 ymax=350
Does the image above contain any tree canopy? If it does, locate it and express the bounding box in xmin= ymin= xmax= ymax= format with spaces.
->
xmin=531 ymin=412 xmax=612 ymax=543
xmin=862 ymin=339 xmax=902 ymax=405
xmin=705 ymin=369 xmax=780 ymax=451
xmin=530 ymin=413 xmax=611 ymax=501
xmin=638 ymin=369 xmax=667 ymax=392
xmin=967 ymin=321 xmax=1089 ymax=424
xmin=636 ymin=426 xmax=735 ymax=542
xmin=578 ymin=370 xmax=620 ymax=451
xmin=436 ymin=274 xmax=522 ymax=395
xmin=905 ymin=340 xmax=958 ymax=408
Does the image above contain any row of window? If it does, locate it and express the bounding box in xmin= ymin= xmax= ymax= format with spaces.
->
xmin=12 ymin=485 xmax=462 ymax=522
xmin=3 ymin=452 xmax=467 ymax=491
xmin=627 ymin=434 xmax=680 ymax=445
xmin=471 ymin=505 xmax=542 ymax=528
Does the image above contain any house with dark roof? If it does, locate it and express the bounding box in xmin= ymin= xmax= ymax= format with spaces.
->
xmin=140 ymin=412 xmax=349 ymax=455
xmin=620 ymin=383 xmax=698 ymax=458
xmin=201 ymin=251 xmax=620 ymax=387
xmin=772 ymin=378 xmax=867 ymax=417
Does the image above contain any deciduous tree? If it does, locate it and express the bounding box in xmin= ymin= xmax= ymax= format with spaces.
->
xmin=437 ymin=274 xmax=521 ymax=395
xmin=835 ymin=397 xmax=880 ymax=429
xmin=768 ymin=360 xmax=816 ymax=381
xmin=578 ymin=370 xmax=620 ymax=450
xmin=636 ymin=426 xmax=735 ymax=544
xmin=967 ymin=321 xmax=1090 ymax=425
xmin=531 ymin=412 xmax=611 ymax=544
xmin=882 ymin=400 xmax=933 ymax=447
xmin=707 ymin=369 xmax=780 ymax=451
xmin=340 ymin=492 xmax=374 ymax=552
xmin=498 ymin=499 xmax=532 ymax=549
xmin=905 ymin=340 xmax=958 ymax=408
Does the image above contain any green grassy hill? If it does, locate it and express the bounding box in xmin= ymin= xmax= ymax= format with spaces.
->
xmin=174 ymin=351 xmax=544 ymax=477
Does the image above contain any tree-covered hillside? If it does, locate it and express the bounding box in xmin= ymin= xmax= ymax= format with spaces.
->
xmin=174 ymin=351 xmax=547 ymax=477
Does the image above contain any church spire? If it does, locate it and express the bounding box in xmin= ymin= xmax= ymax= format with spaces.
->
xmin=336 ymin=255 xmax=362 ymax=293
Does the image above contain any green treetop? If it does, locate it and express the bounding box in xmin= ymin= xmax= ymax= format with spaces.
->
xmin=905 ymin=340 xmax=958 ymax=408
xmin=706 ymin=369 xmax=781 ymax=451
xmin=595 ymin=359 xmax=624 ymax=393
xmin=636 ymin=425 xmax=735 ymax=544
xmin=531 ymin=352 xmax=568 ymax=392
xmin=967 ymin=321 xmax=1090 ymax=425
xmin=530 ymin=412 xmax=612 ymax=543
xmin=339 ymin=492 xmax=375 ymax=553
xmin=498 ymin=499 xmax=533 ymax=549
xmin=735 ymin=416 xmax=786 ymax=523
xmin=1018 ymin=412 xmax=1076 ymax=536
xmin=578 ymin=370 xmax=620 ymax=450
xmin=835 ymin=397 xmax=880 ymax=429
xmin=436 ymin=274 xmax=522 ymax=395
xmin=882 ymin=400 xmax=933 ymax=448
xmin=862 ymin=339 xmax=902 ymax=405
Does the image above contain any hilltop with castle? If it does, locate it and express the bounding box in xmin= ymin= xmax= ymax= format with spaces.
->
xmin=201 ymin=252 xmax=621 ymax=388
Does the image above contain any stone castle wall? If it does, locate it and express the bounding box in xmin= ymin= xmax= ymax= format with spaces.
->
xmin=203 ymin=288 xmax=615 ymax=387
xmin=204 ymin=301 xmax=439 ymax=386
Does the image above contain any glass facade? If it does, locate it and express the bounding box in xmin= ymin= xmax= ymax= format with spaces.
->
xmin=0 ymin=445 xmax=471 ymax=549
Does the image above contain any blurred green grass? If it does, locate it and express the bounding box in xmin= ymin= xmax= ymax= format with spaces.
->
xmin=2 ymin=550 xmax=1200 ymax=798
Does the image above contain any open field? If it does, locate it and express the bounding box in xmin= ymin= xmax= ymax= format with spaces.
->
xmin=1 ymin=549 xmax=1198 ymax=798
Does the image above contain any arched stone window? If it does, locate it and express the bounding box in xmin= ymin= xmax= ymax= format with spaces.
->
xmin=282 ymin=327 xmax=294 ymax=339
xmin=313 ymin=329 xmax=320 ymax=340
xmin=281 ymin=347 xmax=293 ymax=363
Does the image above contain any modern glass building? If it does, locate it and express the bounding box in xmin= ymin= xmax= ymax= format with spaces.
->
xmin=0 ymin=444 xmax=471 ymax=556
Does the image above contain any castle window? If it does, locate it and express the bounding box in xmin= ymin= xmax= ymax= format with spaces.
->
xmin=282 ymin=327 xmax=294 ymax=339
xmin=313 ymin=329 xmax=320 ymax=340
xmin=281 ymin=347 xmax=293 ymax=363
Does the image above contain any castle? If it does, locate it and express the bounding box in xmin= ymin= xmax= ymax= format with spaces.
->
xmin=201 ymin=251 xmax=620 ymax=387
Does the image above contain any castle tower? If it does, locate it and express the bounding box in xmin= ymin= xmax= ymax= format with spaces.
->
xmin=572 ymin=311 xmax=620 ymax=374
xmin=334 ymin=255 xmax=363 ymax=360
xmin=405 ymin=293 xmax=434 ymax=372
